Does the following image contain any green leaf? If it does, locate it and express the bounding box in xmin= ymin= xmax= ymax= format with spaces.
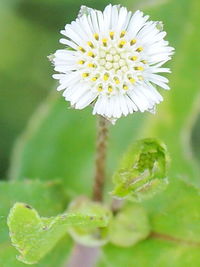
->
xmin=67 ymin=197 xmax=112 ymax=247
xmin=99 ymin=241 xmax=200 ymax=267
xmin=0 ymin=236 xmax=71 ymax=267
xmin=0 ymin=180 xmax=67 ymax=244
xmin=8 ymin=201 xmax=111 ymax=264
xmin=109 ymin=204 xmax=150 ymax=247
xmin=111 ymin=138 xmax=169 ymax=201
xmin=143 ymin=178 xmax=200 ymax=242
xmin=0 ymin=180 xmax=70 ymax=267
xmin=99 ymin=178 xmax=200 ymax=266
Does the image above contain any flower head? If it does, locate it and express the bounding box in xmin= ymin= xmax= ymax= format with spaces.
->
xmin=51 ymin=4 xmax=174 ymax=122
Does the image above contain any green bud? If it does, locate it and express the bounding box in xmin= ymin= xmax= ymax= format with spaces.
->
xmin=111 ymin=138 xmax=169 ymax=201
xmin=67 ymin=197 xmax=112 ymax=247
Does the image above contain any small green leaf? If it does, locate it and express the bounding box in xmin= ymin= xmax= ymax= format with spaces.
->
xmin=67 ymin=197 xmax=112 ymax=247
xmin=109 ymin=204 xmax=150 ymax=247
xmin=0 ymin=180 xmax=71 ymax=266
xmin=7 ymin=201 xmax=111 ymax=264
xmin=0 ymin=180 xmax=68 ymax=244
xmin=111 ymin=138 xmax=169 ymax=201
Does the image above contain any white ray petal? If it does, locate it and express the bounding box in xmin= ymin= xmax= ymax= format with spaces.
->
xmin=103 ymin=4 xmax=112 ymax=31
xmin=71 ymin=21 xmax=89 ymax=41
xmin=96 ymin=10 xmax=105 ymax=33
xmin=128 ymin=88 xmax=149 ymax=112
xmin=67 ymin=84 xmax=89 ymax=105
xmin=90 ymin=9 xmax=100 ymax=33
xmin=75 ymin=91 xmax=98 ymax=109
xmin=111 ymin=5 xmax=119 ymax=30
xmin=119 ymin=94 xmax=129 ymax=116
xmin=127 ymin=10 xmax=149 ymax=37
xmin=61 ymin=25 xmax=83 ymax=45
xmin=125 ymin=94 xmax=138 ymax=113
xmin=116 ymin=6 xmax=128 ymax=31
xmin=59 ymin=38 xmax=77 ymax=50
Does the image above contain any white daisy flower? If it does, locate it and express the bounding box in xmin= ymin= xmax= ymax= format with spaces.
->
xmin=51 ymin=4 xmax=174 ymax=122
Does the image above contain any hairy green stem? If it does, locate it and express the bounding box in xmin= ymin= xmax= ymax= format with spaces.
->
xmin=92 ymin=116 xmax=108 ymax=202
xmin=67 ymin=116 xmax=108 ymax=266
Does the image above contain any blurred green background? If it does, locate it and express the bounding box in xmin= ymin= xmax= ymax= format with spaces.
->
xmin=0 ymin=0 xmax=199 ymax=182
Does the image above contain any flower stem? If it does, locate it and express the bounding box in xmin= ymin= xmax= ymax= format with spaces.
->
xmin=67 ymin=116 xmax=108 ymax=266
xmin=92 ymin=116 xmax=108 ymax=202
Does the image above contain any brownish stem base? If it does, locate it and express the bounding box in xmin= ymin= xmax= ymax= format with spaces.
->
xmin=67 ymin=244 xmax=100 ymax=267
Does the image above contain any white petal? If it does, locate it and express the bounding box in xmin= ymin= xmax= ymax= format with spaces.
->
xmin=150 ymin=79 xmax=170 ymax=90
xmin=113 ymin=96 xmax=122 ymax=118
xmin=96 ymin=10 xmax=105 ymax=33
xmin=54 ymin=64 xmax=77 ymax=72
xmin=75 ymin=90 xmax=98 ymax=109
xmin=128 ymin=88 xmax=149 ymax=112
xmin=139 ymin=84 xmax=162 ymax=105
xmin=59 ymin=38 xmax=77 ymax=50
xmin=150 ymin=67 xmax=171 ymax=73
xmin=93 ymin=96 xmax=103 ymax=115
xmin=116 ymin=6 xmax=128 ymax=31
xmin=80 ymin=14 xmax=94 ymax=37
xmin=125 ymin=94 xmax=138 ymax=113
xmin=52 ymin=74 xmax=65 ymax=80
xmin=145 ymin=82 xmax=163 ymax=102
xmin=103 ymin=4 xmax=112 ymax=31
xmin=127 ymin=10 xmax=149 ymax=37
xmin=111 ymin=5 xmax=119 ymax=30
xmin=61 ymin=25 xmax=83 ymax=45
xmin=71 ymin=20 xmax=88 ymax=41
xmin=105 ymin=96 xmax=113 ymax=118
xmin=119 ymin=95 xmax=129 ymax=116
xmin=146 ymin=74 xmax=170 ymax=89
xmin=67 ymin=84 xmax=88 ymax=104
xmin=63 ymin=82 xmax=82 ymax=99
xmin=56 ymin=72 xmax=80 ymax=91
xmin=90 ymin=9 xmax=100 ymax=33
xmin=123 ymin=11 xmax=132 ymax=30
